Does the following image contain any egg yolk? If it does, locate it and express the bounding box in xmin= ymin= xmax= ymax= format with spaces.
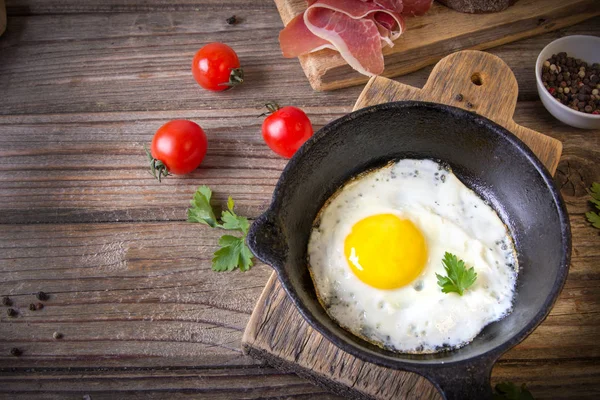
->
xmin=344 ymin=214 xmax=427 ymax=290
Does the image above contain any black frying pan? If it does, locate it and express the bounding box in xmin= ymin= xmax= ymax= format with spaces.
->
xmin=247 ymin=101 xmax=571 ymax=400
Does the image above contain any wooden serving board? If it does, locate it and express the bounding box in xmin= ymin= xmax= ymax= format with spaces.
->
xmin=274 ymin=0 xmax=600 ymax=91
xmin=242 ymin=50 xmax=563 ymax=399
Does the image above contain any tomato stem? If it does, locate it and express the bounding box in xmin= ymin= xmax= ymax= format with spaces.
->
xmin=219 ymin=68 xmax=244 ymax=89
xmin=145 ymin=146 xmax=170 ymax=182
xmin=258 ymin=102 xmax=281 ymax=117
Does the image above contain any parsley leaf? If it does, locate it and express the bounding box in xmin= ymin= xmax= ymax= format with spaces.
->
xmin=188 ymin=187 xmax=254 ymax=272
xmin=493 ymin=382 xmax=535 ymax=400
xmin=435 ymin=252 xmax=477 ymax=296
xmin=221 ymin=197 xmax=250 ymax=233
xmin=586 ymin=182 xmax=600 ymax=230
xmin=187 ymin=185 xmax=218 ymax=227
xmin=212 ymin=235 xmax=253 ymax=272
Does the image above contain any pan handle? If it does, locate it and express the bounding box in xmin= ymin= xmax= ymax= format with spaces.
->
xmin=424 ymin=357 xmax=496 ymax=400
xmin=246 ymin=211 xmax=287 ymax=270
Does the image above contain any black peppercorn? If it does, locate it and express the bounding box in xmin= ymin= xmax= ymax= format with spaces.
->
xmin=226 ymin=15 xmax=238 ymax=25
xmin=7 ymin=308 xmax=17 ymax=317
xmin=36 ymin=291 xmax=49 ymax=301
xmin=455 ymin=93 xmax=463 ymax=102
xmin=1 ymin=296 xmax=11 ymax=306
xmin=29 ymin=303 xmax=36 ymax=311
xmin=10 ymin=348 xmax=22 ymax=357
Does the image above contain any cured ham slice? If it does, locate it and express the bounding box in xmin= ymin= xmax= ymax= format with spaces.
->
xmin=402 ymin=0 xmax=434 ymax=15
xmin=279 ymin=0 xmax=433 ymax=76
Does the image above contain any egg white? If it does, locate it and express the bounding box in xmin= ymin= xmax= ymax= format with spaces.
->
xmin=307 ymin=159 xmax=518 ymax=353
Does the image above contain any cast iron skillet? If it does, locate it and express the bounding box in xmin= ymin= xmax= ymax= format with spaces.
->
xmin=247 ymin=101 xmax=571 ymax=400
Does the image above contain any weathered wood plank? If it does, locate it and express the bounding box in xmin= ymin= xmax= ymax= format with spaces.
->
xmin=0 ymin=367 xmax=341 ymax=399
xmin=5 ymin=0 xmax=276 ymax=14
xmin=0 ymin=222 xmax=272 ymax=368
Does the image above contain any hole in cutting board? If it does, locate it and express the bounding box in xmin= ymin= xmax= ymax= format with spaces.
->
xmin=471 ymin=73 xmax=483 ymax=86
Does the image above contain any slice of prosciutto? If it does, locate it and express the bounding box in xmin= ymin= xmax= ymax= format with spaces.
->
xmin=279 ymin=0 xmax=433 ymax=76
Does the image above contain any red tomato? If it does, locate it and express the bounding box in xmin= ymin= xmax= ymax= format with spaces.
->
xmin=261 ymin=104 xmax=313 ymax=158
xmin=192 ymin=43 xmax=243 ymax=91
xmin=149 ymin=120 xmax=207 ymax=180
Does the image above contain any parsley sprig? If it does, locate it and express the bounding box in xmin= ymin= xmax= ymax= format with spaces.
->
xmin=436 ymin=252 xmax=477 ymax=296
xmin=586 ymin=182 xmax=600 ymax=230
xmin=187 ymin=185 xmax=254 ymax=272
xmin=493 ymin=382 xmax=534 ymax=400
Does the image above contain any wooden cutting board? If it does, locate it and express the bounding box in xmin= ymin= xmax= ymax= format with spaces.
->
xmin=242 ymin=50 xmax=563 ymax=399
xmin=274 ymin=0 xmax=600 ymax=91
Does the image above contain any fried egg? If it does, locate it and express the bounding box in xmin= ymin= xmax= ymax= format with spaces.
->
xmin=307 ymin=159 xmax=518 ymax=353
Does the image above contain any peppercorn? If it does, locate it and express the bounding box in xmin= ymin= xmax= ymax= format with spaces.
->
xmin=454 ymin=93 xmax=464 ymax=102
xmin=36 ymin=291 xmax=49 ymax=301
xmin=226 ymin=15 xmax=238 ymax=25
xmin=466 ymin=101 xmax=474 ymax=108
xmin=585 ymin=105 xmax=593 ymax=113
xmin=542 ymin=53 xmax=599 ymax=114
xmin=10 ymin=348 xmax=22 ymax=357
xmin=53 ymin=332 xmax=63 ymax=340
xmin=2 ymin=296 xmax=11 ymax=306
xmin=7 ymin=308 xmax=17 ymax=317
xmin=36 ymin=302 xmax=44 ymax=310
xmin=29 ymin=303 xmax=36 ymax=311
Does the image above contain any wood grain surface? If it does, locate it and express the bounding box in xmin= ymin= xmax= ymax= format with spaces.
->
xmin=0 ymin=0 xmax=5 ymax=37
xmin=0 ymin=1 xmax=599 ymax=399
xmin=274 ymin=0 xmax=600 ymax=91
xmin=242 ymin=51 xmax=566 ymax=399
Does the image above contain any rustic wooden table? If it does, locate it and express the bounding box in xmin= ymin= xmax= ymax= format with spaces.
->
xmin=0 ymin=1 xmax=598 ymax=399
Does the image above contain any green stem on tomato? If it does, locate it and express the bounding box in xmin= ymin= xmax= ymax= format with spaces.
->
xmin=145 ymin=146 xmax=170 ymax=183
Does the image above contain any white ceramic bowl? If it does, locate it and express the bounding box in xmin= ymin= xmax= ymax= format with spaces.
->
xmin=536 ymin=35 xmax=600 ymax=130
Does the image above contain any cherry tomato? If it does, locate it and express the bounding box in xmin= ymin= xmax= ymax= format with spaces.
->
xmin=261 ymin=103 xmax=313 ymax=158
xmin=149 ymin=120 xmax=207 ymax=181
xmin=192 ymin=43 xmax=243 ymax=91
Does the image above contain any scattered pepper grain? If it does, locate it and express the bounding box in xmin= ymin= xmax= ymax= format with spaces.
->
xmin=2 ymin=296 xmax=12 ymax=306
xmin=36 ymin=291 xmax=49 ymax=301
xmin=10 ymin=348 xmax=22 ymax=357
xmin=7 ymin=308 xmax=17 ymax=317
xmin=53 ymin=332 xmax=63 ymax=340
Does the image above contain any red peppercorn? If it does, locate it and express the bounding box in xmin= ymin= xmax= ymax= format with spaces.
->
xmin=548 ymin=87 xmax=556 ymax=95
